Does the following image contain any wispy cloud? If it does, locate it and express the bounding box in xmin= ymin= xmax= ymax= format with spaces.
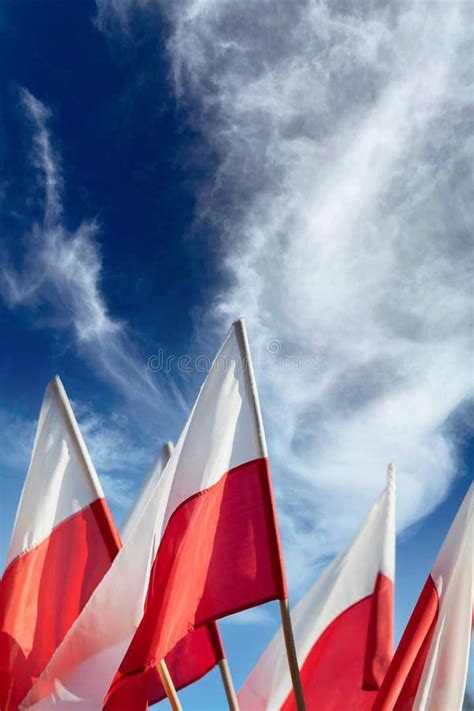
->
xmin=71 ymin=400 xmax=151 ymax=473
xmin=1 ymin=88 xmax=166 ymax=414
xmin=100 ymin=473 xmax=137 ymax=510
xmin=96 ymin=0 xmax=473 ymax=589
xmin=0 ymin=398 xmax=152 ymax=491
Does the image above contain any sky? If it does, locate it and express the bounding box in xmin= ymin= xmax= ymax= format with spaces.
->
xmin=0 ymin=0 xmax=473 ymax=708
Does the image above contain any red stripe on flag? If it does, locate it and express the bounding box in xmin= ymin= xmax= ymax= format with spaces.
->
xmin=281 ymin=574 xmax=393 ymax=711
xmin=0 ymin=498 xmax=119 ymax=711
xmin=363 ymin=572 xmax=394 ymax=689
xmin=90 ymin=498 xmax=122 ymax=561
xmin=373 ymin=576 xmax=439 ymax=711
xmin=105 ymin=457 xmax=286 ymax=710
xmin=148 ymin=623 xmax=224 ymax=705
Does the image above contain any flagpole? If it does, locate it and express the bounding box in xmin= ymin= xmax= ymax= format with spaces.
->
xmin=158 ymin=443 xmax=239 ymax=710
xmin=209 ymin=621 xmax=239 ymax=710
xmin=51 ymin=394 xmax=182 ymax=711
xmin=157 ymin=661 xmax=183 ymax=711
xmin=233 ymin=319 xmax=306 ymax=711
xmin=157 ymin=442 xmax=182 ymax=711
xmin=278 ymin=600 xmax=306 ymax=711
xmin=218 ymin=658 xmax=239 ymax=711
xmin=49 ymin=377 xmax=104 ymax=493
xmin=49 ymin=377 xmax=124 ymax=553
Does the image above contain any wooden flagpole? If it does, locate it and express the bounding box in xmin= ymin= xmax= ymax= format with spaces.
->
xmin=233 ymin=319 xmax=306 ymax=711
xmin=157 ymin=661 xmax=182 ymax=711
xmin=279 ymin=600 xmax=306 ymax=711
xmin=156 ymin=442 xmax=182 ymax=711
xmin=218 ymin=658 xmax=239 ymax=711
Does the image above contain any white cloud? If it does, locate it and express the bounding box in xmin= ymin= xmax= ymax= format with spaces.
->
xmin=19 ymin=89 xmax=63 ymax=226
xmin=99 ymin=473 xmax=137 ymax=510
xmin=154 ymin=0 xmax=473 ymax=588
xmin=71 ymin=399 xmax=152 ymax=475
xmin=1 ymin=88 xmax=168 ymax=414
xmin=94 ymin=2 xmax=472 ymax=591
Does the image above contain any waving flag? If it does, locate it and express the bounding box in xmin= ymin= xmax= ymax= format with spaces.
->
xmin=23 ymin=320 xmax=288 ymax=710
xmin=122 ymin=442 xmax=232 ymax=707
xmin=238 ymin=464 xmax=396 ymax=711
xmin=120 ymin=442 xmax=173 ymax=542
xmin=373 ymin=483 xmax=473 ymax=711
xmin=0 ymin=377 xmax=120 ymax=711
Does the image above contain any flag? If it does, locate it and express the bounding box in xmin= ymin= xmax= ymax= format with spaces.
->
xmin=23 ymin=319 xmax=287 ymax=709
xmin=238 ymin=464 xmax=396 ymax=711
xmin=0 ymin=377 xmax=120 ymax=710
xmin=120 ymin=442 xmax=173 ymax=542
xmin=148 ymin=625 xmax=225 ymax=706
xmin=122 ymin=442 xmax=228 ymax=706
xmin=373 ymin=483 xmax=473 ymax=711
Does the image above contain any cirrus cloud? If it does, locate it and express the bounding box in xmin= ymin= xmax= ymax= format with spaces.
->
xmin=1 ymin=88 xmax=172 ymax=415
xmin=95 ymin=0 xmax=474 ymax=587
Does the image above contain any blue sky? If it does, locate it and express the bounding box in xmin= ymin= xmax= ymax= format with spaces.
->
xmin=0 ymin=1 xmax=472 ymax=708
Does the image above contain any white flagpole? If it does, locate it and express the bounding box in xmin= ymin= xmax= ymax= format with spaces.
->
xmin=49 ymin=376 xmax=103 ymax=496
xmin=233 ymin=319 xmax=306 ymax=711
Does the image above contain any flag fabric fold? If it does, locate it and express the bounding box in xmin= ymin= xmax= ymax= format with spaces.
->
xmin=23 ymin=321 xmax=287 ymax=710
xmin=148 ymin=625 xmax=225 ymax=706
xmin=373 ymin=483 xmax=473 ymax=711
xmin=238 ymin=464 xmax=396 ymax=711
xmin=0 ymin=377 xmax=121 ymax=711
xmin=121 ymin=441 xmax=227 ymax=706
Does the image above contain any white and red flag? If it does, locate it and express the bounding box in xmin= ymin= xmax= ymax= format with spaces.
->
xmin=121 ymin=442 xmax=230 ymax=707
xmin=373 ymin=483 xmax=473 ymax=711
xmin=238 ymin=464 xmax=396 ymax=711
xmin=0 ymin=377 xmax=121 ymax=711
xmin=22 ymin=320 xmax=287 ymax=710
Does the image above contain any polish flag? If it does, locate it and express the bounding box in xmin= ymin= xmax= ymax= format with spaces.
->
xmin=23 ymin=319 xmax=287 ymax=710
xmin=147 ymin=626 xmax=226 ymax=707
xmin=373 ymin=483 xmax=473 ymax=711
xmin=121 ymin=442 xmax=228 ymax=706
xmin=0 ymin=377 xmax=120 ymax=711
xmin=238 ymin=465 xmax=396 ymax=711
